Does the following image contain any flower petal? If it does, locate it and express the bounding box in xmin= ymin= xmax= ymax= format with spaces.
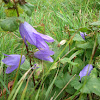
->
xmin=19 ymin=22 xmax=36 ymax=45
xmin=2 ymin=54 xmax=25 ymax=66
xmin=79 ymin=64 xmax=93 ymax=80
xmin=80 ymin=32 xmax=86 ymax=40
xmin=34 ymin=50 xmax=54 ymax=62
xmin=35 ymin=34 xmax=49 ymax=50
xmin=36 ymin=32 xmax=54 ymax=42
xmin=6 ymin=65 xmax=18 ymax=74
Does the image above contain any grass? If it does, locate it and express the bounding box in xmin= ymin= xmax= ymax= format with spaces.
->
xmin=0 ymin=0 xmax=100 ymax=100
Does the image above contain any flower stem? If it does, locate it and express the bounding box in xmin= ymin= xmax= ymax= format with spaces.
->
xmin=25 ymin=44 xmax=36 ymax=86
xmin=13 ymin=0 xmax=19 ymax=17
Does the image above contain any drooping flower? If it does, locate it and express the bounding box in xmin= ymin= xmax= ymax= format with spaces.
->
xmin=80 ymin=32 xmax=87 ymax=40
xmin=19 ymin=21 xmax=54 ymax=50
xmin=2 ymin=54 xmax=25 ymax=74
xmin=79 ymin=64 xmax=93 ymax=80
xmin=34 ymin=49 xmax=54 ymax=62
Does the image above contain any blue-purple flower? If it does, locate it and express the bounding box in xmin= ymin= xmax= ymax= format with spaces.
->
xmin=34 ymin=49 xmax=54 ymax=62
xmin=79 ymin=64 xmax=93 ymax=80
xmin=19 ymin=21 xmax=54 ymax=50
xmin=2 ymin=54 xmax=25 ymax=74
xmin=80 ymin=32 xmax=87 ymax=40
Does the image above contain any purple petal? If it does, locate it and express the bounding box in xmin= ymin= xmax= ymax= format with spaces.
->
xmin=6 ymin=65 xmax=18 ymax=74
xmin=2 ymin=54 xmax=21 ymax=66
xmin=19 ymin=22 xmax=36 ymax=45
xmin=2 ymin=54 xmax=25 ymax=66
xmin=79 ymin=64 xmax=93 ymax=80
xmin=35 ymin=34 xmax=49 ymax=50
xmin=36 ymin=32 xmax=54 ymax=42
xmin=2 ymin=54 xmax=25 ymax=74
xmin=34 ymin=50 xmax=54 ymax=62
xmin=19 ymin=22 xmax=54 ymax=47
xmin=80 ymin=32 xmax=86 ymax=40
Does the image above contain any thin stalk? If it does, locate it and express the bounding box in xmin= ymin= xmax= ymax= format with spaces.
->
xmin=25 ymin=44 xmax=35 ymax=86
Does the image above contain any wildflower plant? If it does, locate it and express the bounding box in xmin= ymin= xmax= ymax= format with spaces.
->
xmin=0 ymin=0 xmax=100 ymax=100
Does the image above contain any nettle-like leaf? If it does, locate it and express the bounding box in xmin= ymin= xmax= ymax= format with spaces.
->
xmin=0 ymin=17 xmax=18 ymax=32
xmin=76 ymin=41 xmax=94 ymax=49
xmin=72 ymin=58 xmax=84 ymax=75
xmin=90 ymin=21 xmax=100 ymax=26
xmin=79 ymin=27 xmax=91 ymax=32
xmin=55 ymin=72 xmax=76 ymax=94
xmin=71 ymin=68 xmax=100 ymax=96
xmin=20 ymin=3 xmax=34 ymax=17
xmin=20 ymin=59 xmax=30 ymax=70
xmin=73 ymin=34 xmax=85 ymax=41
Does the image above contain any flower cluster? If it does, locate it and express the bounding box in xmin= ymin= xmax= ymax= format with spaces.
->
xmin=2 ymin=22 xmax=54 ymax=74
xmin=19 ymin=21 xmax=54 ymax=62
xmin=79 ymin=64 xmax=93 ymax=80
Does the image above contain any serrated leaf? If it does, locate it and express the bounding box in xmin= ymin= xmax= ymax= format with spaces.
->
xmin=20 ymin=59 xmax=30 ymax=70
xmin=73 ymin=34 xmax=85 ymax=41
xmin=60 ymin=58 xmax=71 ymax=64
xmin=79 ymin=27 xmax=90 ymax=32
xmin=21 ymin=3 xmax=34 ymax=17
xmin=69 ymin=50 xmax=84 ymax=60
xmin=25 ymin=3 xmax=34 ymax=11
xmin=76 ymin=41 xmax=94 ymax=49
xmin=90 ymin=21 xmax=100 ymax=26
xmin=0 ymin=17 xmax=18 ymax=32
xmin=55 ymin=73 xmax=75 ymax=94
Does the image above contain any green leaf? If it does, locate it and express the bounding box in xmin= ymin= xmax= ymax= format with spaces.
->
xmin=21 ymin=3 xmax=34 ymax=17
xmin=60 ymin=58 xmax=71 ymax=64
xmin=55 ymin=73 xmax=75 ymax=94
xmin=90 ymin=21 xmax=100 ymax=26
xmin=95 ymin=55 xmax=100 ymax=69
xmin=20 ymin=59 xmax=30 ymax=70
xmin=97 ymin=34 xmax=100 ymax=45
xmin=71 ymin=68 xmax=100 ymax=96
xmin=79 ymin=27 xmax=90 ymax=32
xmin=25 ymin=3 xmax=34 ymax=11
xmin=0 ymin=17 xmax=18 ymax=32
xmin=73 ymin=34 xmax=85 ymax=41
xmin=76 ymin=41 xmax=94 ymax=49
xmin=69 ymin=50 xmax=84 ymax=60
xmin=5 ymin=9 xmax=17 ymax=17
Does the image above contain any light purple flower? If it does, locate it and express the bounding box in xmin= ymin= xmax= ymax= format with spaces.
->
xmin=34 ymin=49 xmax=54 ymax=62
xmin=19 ymin=22 xmax=54 ymax=50
xmin=79 ymin=64 xmax=93 ymax=80
xmin=32 ymin=64 xmax=39 ymax=69
xmin=2 ymin=54 xmax=25 ymax=74
xmin=80 ymin=32 xmax=87 ymax=40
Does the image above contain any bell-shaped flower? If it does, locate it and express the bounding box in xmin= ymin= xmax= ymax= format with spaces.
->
xmin=80 ymin=32 xmax=87 ymax=40
xmin=34 ymin=49 xmax=54 ymax=62
xmin=79 ymin=64 xmax=93 ymax=80
xmin=19 ymin=21 xmax=54 ymax=50
xmin=2 ymin=54 xmax=25 ymax=74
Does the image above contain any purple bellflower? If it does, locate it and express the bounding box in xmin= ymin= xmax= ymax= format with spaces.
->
xmin=2 ymin=54 xmax=25 ymax=74
xmin=19 ymin=22 xmax=54 ymax=50
xmin=80 ymin=32 xmax=87 ymax=40
xmin=79 ymin=64 xmax=93 ymax=80
xmin=34 ymin=49 xmax=54 ymax=62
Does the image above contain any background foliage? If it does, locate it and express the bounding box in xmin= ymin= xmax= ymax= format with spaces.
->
xmin=0 ymin=0 xmax=100 ymax=100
